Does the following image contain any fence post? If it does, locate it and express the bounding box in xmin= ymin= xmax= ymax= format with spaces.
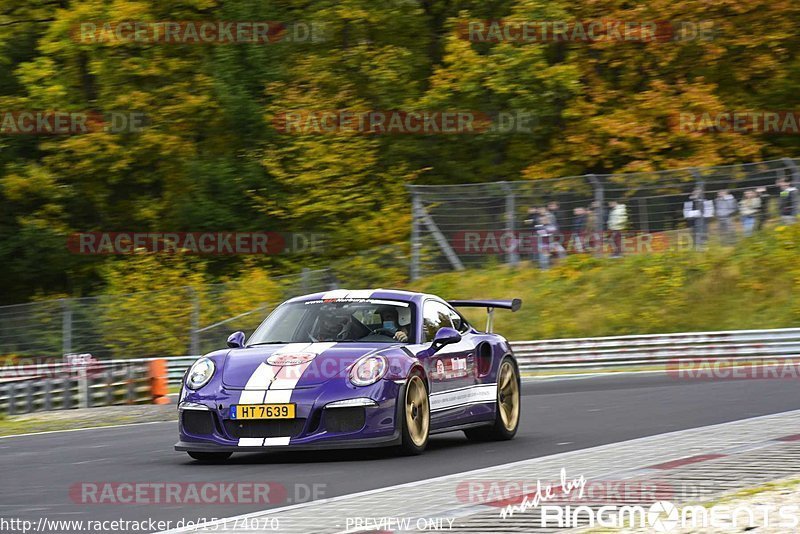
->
xmin=0 ymin=383 xmax=7 ymax=415
xmin=300 ymin=268 xmax=311 ymax=294
xmin=78 ymin=367 xmax=89 ymax=409
xmin=25 ymin=380 xmax=34 ymax=413
xmin=502 ymin=182 xmax=519 ymax=266
xmin=8 ymin=382 xmax=15 ymax=415
xmin=783 ymin=157 xmax=800 ymax=190
xmin=63 ymin=378 xmax=72 ymax=410
xmin=126 ymin=363 xmax=136 ymax=404
xmin=586 ymin=174 xmax=604 ymax=257
xmin=410 ymin=189 xmax=421 ymax=281
xmin=690 ymin=168 xmax=705 ymax=250
xmin=189 ymin=287 xmax=200 ymax=356
xmin=106 ymin=366 xmax=115 ymax=406
xmin=62 ymin=299 xmax=72 ymax=357
xmin=43 ymin=378 xmax=52 ymax=411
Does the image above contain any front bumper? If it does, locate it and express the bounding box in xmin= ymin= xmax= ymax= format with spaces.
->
xmin=175 ymin=379 xmax=404 ymax=452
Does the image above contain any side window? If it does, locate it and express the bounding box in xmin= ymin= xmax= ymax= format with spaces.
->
xmin=449 ymin=309 xmax=469 ymax=333
xmin=422 ymin=301 xmax=455 ymax=343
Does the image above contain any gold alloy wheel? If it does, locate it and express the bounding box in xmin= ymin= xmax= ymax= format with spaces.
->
xmin=404 ymin=375 xmax=430 ymax=447
xmin=498 ymin=361 xmax=520 ymax=432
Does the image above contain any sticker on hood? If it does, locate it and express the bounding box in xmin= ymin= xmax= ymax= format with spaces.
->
xmin=267 ymin=352 xmax=317 ymax=366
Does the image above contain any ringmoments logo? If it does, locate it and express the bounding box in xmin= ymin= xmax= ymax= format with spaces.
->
xmin=536 ymin=500 xmax=800 ymax=530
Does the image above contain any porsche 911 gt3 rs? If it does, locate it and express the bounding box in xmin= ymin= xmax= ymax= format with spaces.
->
xmin=175 ymin=289 xmax=522 ymax=461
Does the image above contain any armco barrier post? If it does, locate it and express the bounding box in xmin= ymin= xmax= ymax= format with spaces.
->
xmin=78 ymin=367 xmax=88 ymax=409
xmin=502 ymin=182 xmax=519 ymax=266
xmin=150 ymin=359 xmax=170 ymax=405
xmin=410 ymin=189 xmax=421 ymax=281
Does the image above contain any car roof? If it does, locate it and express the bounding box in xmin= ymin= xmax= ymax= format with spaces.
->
xmin=286 ymin=289 xmax=435 ymax=305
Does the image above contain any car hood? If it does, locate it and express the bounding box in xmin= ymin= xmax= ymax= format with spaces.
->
xmin=221 ymin=342 xmax=388 ymax=389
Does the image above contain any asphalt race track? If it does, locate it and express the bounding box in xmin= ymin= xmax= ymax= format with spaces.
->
xmin=2 ymin=373 xmax=799 ymax=532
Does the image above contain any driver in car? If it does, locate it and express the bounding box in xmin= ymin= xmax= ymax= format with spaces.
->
xmin=315 ymin=311 xmax=354 ymax=341
xmin=378 ymin=307 xmax=411 ymax=343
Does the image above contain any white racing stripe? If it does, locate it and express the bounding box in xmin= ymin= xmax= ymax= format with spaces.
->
xmin=263 ymin=437 xmax=290 ymax=446
xmin=237 ymin=342 xmax=336 ymax=446
xmin=238 ymin=363 xmax=278 ymax=405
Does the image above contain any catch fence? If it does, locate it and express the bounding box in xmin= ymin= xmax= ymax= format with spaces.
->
xmin=408 ymin=158 xmax=800 ymax=278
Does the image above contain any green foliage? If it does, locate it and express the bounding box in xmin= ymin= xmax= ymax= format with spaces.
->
xmin=2 ymin=0 xmax=800 ymax=303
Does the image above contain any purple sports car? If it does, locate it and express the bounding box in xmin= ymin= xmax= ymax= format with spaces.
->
xmin=175 ymin=289 xmax=522 ymax=462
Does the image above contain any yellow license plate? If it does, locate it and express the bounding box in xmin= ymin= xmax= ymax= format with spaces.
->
xmin=231 ymin=404 xmax=295 ymax=420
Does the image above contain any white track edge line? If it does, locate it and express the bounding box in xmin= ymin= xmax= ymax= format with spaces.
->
xmin=0 ymin=420 xmax=173 ymax=440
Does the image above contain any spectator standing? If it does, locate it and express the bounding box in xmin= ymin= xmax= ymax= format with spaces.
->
xmin=739 ymin=189 xmax=761 ymax=236
xmin=715 ymin=189 xmax=737 ymax=244
xmin=683 ymin=188 xmax=714 ymax=249
xmin=523 ymin=207 xmax=540 ymax=263
xmin=547 ymin=201 xmax=565 ymax=234
xmin=534 ymin=207 xmax=553 ymax=269
xmin=755 ymin=186 xmax=769 ymax=230
xmin=543 ymin=204 xmax=567 ymax=262
xmin=572 ymin=207 xmax=587 ymax=252
xmin=607 ymin=200 xmax=628 ymax=257
xmin=777 ymin=179 xmax=798 ymax=224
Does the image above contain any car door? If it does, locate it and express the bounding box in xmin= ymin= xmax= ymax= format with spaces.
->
xmin=418 ymin=299 xmax=479 ymax=427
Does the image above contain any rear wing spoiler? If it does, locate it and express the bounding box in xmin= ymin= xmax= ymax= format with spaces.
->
xmin=448 ymin=299 xmax=522 ymax=333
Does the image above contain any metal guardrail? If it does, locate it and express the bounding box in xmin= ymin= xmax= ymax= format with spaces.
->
xmin=510 ymin=327 xmax=800 ymax=374
xmin=0 ymin=361 xmax=153 ymax=415
xmin=3 ymin=327 xmax=798 ymax=414
xmin=141 ymin=327 xmax=800 ymax=385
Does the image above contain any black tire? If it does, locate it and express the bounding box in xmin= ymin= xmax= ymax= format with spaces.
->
xmin=464 ymin=357 xmax=520 ymax=441
xmin=187 ymin=451 xmax=232 ymax=463
xmin=399 ymin=373 xmax=430 ymax=455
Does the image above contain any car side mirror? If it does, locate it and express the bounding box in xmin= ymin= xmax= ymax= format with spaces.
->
xmin=227 ymin=331 xmax=245 ymax=349
xmin=431 ymin=327 xmax=461 ymax=352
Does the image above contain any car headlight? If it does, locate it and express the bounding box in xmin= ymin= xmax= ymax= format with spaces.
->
xmin=186 ymin=358 xmax=215 ymax=390
xmin=349 ymin=355 xmax=388 ymax=387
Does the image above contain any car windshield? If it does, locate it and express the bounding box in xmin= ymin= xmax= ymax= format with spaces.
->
xmin=247 ymin=298 xmax=415 ymax=345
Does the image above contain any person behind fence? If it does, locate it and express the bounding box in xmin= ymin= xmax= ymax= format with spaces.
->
xmin=523 ymin=207 xmax=540 ymax=261
xmin=777 ymin=178 xmax=798 ymax=224
xmin=547 ymin=201 xmax=565 ymax=234
xmin=607 ymin=200 xmax=628 ymax=257
xmin=715 ymin=189 xmax=737 ymax=244
xmin=683 ymin=188 xmax=714 ymax=248
xmin=739 ymin=189 xmax=761 ymax=236
xmin=545 ymin=203 xmax=567 ymax=260
xmin=585 ymin=200 xmax=600 ymax=251
xmin=755 ymin=186 xmax=769 ymax=230
xmin=572 ymin=207 xmax=587 ymax=252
